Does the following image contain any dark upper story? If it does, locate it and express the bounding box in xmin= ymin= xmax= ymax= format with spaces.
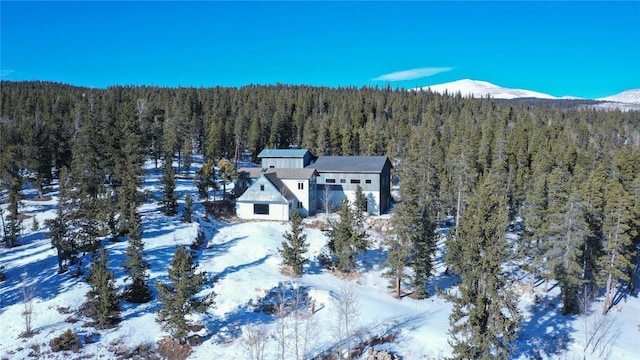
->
xmin=306 ymin=156 xmax=391 ymax=174
xmin=258 ymin=148 xmax=314 ymax=169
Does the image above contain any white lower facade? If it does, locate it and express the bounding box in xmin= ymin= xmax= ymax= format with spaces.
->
xmin=236 ymin=201 xmax=294 ymax=222
xmin=317 ymin=188 xmax=382 ymax=215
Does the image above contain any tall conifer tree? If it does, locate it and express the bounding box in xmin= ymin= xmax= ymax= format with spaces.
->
xmin=124 ymin=204 xmax=151 ymax=303
xmin=278 ymin=208 xmax=309 ymax=276
xmin=86 ymin=248 xmax=120 ymax=327
xmin=161 ymin=159 xmax=178 ymax=216
xmin=445 ymin=172 xmax=520 ymax=360
xmin=156 ymin=246 xmax=214 ymax=341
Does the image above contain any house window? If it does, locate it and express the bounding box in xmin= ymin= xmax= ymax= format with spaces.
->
xmin=253 ymin=204 xmax=269 ymax=215
xmin=326 ymin=179 xmax=336 ymax=184
xmin=260 ymin=184 xmax=265 ymax=191
xmin=298 ymin=182 xmax=304 ymax=190
xmin=365 ymin=179 xmax=372 ymax=184
xmin=297 ymin=202 xmax=303 ymax=209
xmin=350 ymin=179 xmax=361 ymax=184
xmin=340 ymin=179 xmax=346 ymax=184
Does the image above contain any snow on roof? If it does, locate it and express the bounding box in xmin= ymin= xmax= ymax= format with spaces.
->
xmin=258 ymin=148 xmax=311 ymax=158
xmin=307 ymin=156 xmax=390 ymax=173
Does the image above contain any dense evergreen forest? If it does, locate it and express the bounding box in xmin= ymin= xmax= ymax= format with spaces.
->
xmin=1 ymin=80 xmax=639 ymax=356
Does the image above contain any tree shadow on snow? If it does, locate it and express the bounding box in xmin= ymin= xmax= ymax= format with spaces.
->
xmin=513 ymin=291 xmax=575 ymax=359
xmin=214 ymin=255 xmax=269 ymax=282
xmin=207 ymin=282 xmax=311 ymax=345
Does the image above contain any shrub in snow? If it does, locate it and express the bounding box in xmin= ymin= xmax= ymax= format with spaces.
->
xmin=50 ymin=329 xmax=81 ymax=352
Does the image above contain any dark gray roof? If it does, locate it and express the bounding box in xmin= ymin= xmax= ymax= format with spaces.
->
xmin=237 ymin=167 xmax=263 ymax=179
xmin=306 ymin=156 xmax=391 ymax=173
xmin=258 ymin=148 xmax=311 ymax=158
xmin=266 ymin=168 xmax=317 ymax=179
xmin=264 ymin=173 xmax=296 ymax=201
xmin=237 ymin=167 xmax=317 ymax=179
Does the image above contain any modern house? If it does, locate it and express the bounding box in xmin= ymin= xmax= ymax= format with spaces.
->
xmin=235 ymin=149 xmax=392 ymax=221
xmin=236 ymin=167 xmax=318 ymax=220
xmin=306 ymin=156 xmax=392 ymax=216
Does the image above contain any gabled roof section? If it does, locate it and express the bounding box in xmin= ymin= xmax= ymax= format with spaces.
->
xmin=258 ymin=148 xmax=311 ymax=159
xmin=237 ymin=167 xmax=263 ymax=179
xmin=264 ymin=173 xmax=296 ymax=201
xmin=307 ymin=156 xmax=391 ymax=173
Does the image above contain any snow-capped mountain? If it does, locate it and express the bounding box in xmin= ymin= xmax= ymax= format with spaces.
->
xmin=415 ymin=79 xmax=557 ymax=99
xmin=597 ymin=89 xmax=640 ymax=104
xmin=414 ymin=79 xmax=640 ymax=111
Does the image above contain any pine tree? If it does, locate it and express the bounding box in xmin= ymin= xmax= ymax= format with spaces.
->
xmin=1 ymin=146 xmax=23 ymax=248
xmin=46 ymin=166 xmax=76 ymax=273
xmin=354 ymin=185 xmax=367 ymax=215
xmin=217 ymin=159 xmax=237 ymax=200
xmin=385 ymin=201 xmax=437 ymax=299
xmin=161 ymin=158 xmax=178 ymax=216
xmin=325 ymin=199 xmax=368 ymax=273
xmin=445 ymin=173 xmax=520 ymax=360
xmin=544 ymin=167 xmax=589 ymax=315
xmin=278 ymin=208 xmax=309 ymax=276
xmin=599 ymin=177 xmax=636 ymax=314
xmin=123 ymin=205 xmax=151 ymax=303
xmin=410 ymin=205 xmax=438 ymax=299
xmin=182 ymin=192 xmax=193 ymax=223
xmin=194 ymin=159 xmax=218 ymax=201
xmin=384 ymin=202 xmax=413 ymax=299
xmin=114 ymin=107 xmax=144 ymax=236
xmin=86 ymin=248 xmax=120 ymax=327
xmin=156 ymin=246 xmax=215 ymax=341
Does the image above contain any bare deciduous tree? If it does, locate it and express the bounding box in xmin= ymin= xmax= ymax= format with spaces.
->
xmin=242 ymin=324 xmax=269 ymax=360
xmin=580 ymin=290 xmax=620 ymax=360
xmin=332 ymin=282 xmax=359 ymax=360
xmin=21 ymin=272 xmax=35 ymax=337
xmin=322 ymin=184 xmax=333 ymax=216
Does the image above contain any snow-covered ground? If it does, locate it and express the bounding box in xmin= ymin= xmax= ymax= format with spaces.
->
xmin=1 ymin=158 xmax=639 ymax=359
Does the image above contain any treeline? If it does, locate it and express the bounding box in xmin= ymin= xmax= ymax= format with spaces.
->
xmin=1 ymin=80 xmax=639 ymax=355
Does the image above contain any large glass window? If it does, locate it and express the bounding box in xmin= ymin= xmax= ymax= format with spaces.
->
xmin=253 ymin=204 xmax=269 ymax=215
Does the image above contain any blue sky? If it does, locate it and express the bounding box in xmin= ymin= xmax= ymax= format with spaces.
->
xmin=1 ymin=1 xmax=639 ymax=98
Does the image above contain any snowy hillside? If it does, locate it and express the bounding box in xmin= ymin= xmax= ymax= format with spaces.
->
xmin=597 ymin=89 xmax=640 ymax=104
xmin=1 ymin=158 xmax=639 ymax=359
xmin=414 ymin=79 xmax=557 ymax=100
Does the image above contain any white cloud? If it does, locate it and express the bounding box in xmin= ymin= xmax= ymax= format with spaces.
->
xmin=372 ymin=67 xmax=452 ymax=81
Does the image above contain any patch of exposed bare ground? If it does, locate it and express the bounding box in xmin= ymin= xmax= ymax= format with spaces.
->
xmin=157 ymin=337 xmax=192 ymax=360
xmin=202 ymin=199 xmax=237 ymax=221
xmin=28 ymin=196 xmax=53 ymax=202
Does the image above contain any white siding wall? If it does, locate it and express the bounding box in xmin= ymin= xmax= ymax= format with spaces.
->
xmin=338 ymin=190 xmax=382 ymax=215
xmin=236 ymin=202 xmax=291 ymax=222
xmin=281 ymin=178 xmax=311 ymax=216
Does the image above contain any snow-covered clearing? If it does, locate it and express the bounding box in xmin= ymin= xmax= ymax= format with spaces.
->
xmin=1 ymin=158 xmax=639 ymax=359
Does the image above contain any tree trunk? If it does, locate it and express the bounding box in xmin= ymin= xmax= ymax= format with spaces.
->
xmin=455 ymin=182 xmax=462 ymax=239
xmin=396 ymin=273 xmax=401 ymax=299
xmin=603 ymin=272 xmax=613 ymax=315
xmin=530 ymin=268 xmax=536 ymax=291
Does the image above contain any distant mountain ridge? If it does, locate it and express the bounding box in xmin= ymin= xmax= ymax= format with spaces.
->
xmin=414 ymin=79 xmax=640 ymax=105
xmin=596 ymin=89 xmax=640 ymax=104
